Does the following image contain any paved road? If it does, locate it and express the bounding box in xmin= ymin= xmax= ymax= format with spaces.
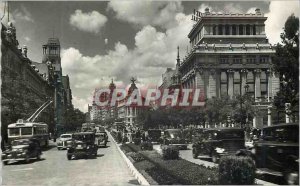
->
xmin=2 ymin=135 xmax=138 ymax=186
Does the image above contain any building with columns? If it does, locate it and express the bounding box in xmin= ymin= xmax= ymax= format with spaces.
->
xmin=162 ymin=8 xmax=280 ymax=128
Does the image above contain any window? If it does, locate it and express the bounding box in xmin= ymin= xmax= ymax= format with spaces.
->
xmin=247 ymin=72 xmax=255 ymax=95
xmin=247 ymin=56 xmax=256 ymax=64
xmin=246 ymin=25 xmax=250 ymax=35
xmin=233 ymin=56 xmax=242 ymax=64
xmin=253 ymin=25 xmax=256 ymax=35
xmin=220 ymin=56 xmax=229 ymax=64
xmin=218 ymin=25 xmax=223 ymax=35
xmin=234 ymin=72 xmax=241 ymax=95
xmin=21 ymin=127 xmax=32 ymax=135
xmin=261 ymin=71 xmax=267 ymax=96
xmin=239 ymin=25 xmax=244 ymax=35
xmin=213 ymin=25 xmax=217 ymax=35
xmin=225 ymin=25 xmax=230 ymax=35
xmin=232 ymin=25 xmax=237 ymax=35
xmin=9 ymin=128 xmax=20 ymax=136
xmin=220 ymin=72 xmax=227 ymax=96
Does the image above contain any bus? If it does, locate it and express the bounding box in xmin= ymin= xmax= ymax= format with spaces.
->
xmin=81 ymin=123 xmax=96 ymax=132
xmin=8 ymin=119 xmax=49 ymax=147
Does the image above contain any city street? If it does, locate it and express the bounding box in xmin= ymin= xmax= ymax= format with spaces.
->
xmin=2 ymin=136 xmax=138 ymax=186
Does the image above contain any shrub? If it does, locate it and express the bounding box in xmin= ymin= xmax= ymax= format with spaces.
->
xmin=129 ymin=152 xmax=145 ymax=162
xmin=141 ymin=141 xmax=153 ymax=151
xmin=162 ymin=145 xmax=179 ymax=160
xmin=219 ymin=155 xmax=256 ymax=185
xmin=133 ymin=138 xmax=141 ymax=145
xmin=120 ymin=144 xmax=134 ymax=153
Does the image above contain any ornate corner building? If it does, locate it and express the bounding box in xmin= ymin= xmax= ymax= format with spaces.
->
xmin=162 ymin=8 xmax=280 ymax=128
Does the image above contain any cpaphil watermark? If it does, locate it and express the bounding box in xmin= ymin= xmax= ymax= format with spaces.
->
xmin=94 ymin=88 xmax=205 ymax=108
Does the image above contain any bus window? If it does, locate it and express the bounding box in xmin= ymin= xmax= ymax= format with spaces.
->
xmin=9 ymin=128 xmax=20 ymax=136
xmin=21 ymin=127 xmax=33 ymax=135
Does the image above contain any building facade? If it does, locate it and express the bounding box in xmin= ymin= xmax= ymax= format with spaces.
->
xmin=1 ymin=22 xmax=55 ymax=143
xmin=161 ymin=8 xmax=280 ymax=128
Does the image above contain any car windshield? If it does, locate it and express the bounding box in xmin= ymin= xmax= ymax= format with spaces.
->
xmin=148 ymin=130 xmax=161 ymax=138
xmin=61 ymin=134 xmax=71 ymax=138
xmin=218 ymin=130 xmax=244 ymax=139
xmin=12 ymin=140 xmax=29 ymax=146
xmin=21 ymin=127 xmax=32 ymax=135
xmin=263 ymin=125 xmax=298 ymax=142
xmin=96 ymin=133 xmax=104 ymax=137
xmin=167 ymin=130 xmax=182 ymax=138
xmin=73 ymin=134 xmax=94 ymax=141
xmin=9 ymin=128 xmax=20 ymax=136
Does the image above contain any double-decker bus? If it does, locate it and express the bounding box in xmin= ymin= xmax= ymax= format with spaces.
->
xmin=8 ymin=119 xmax=49 ymax=147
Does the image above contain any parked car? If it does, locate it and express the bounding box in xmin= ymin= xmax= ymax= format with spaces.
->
xmin=161 ymin=129 xmax=188 ymax=150
xmin=251 ymin=123 xmax=298 ymax=185
xmin=95 ymin=132 xmax=108 ymax=147
xmin=2 ymin=138 xmax=42 ymax=165
xmin=192 ymin=128 xmax=245 ymax=163
xmin=67 ymin=132 xmax=98 ymax=160
xmin=57 ymin=134 xmax=72 ymax=150
xmin=191 ymin=128 xmax=206 ymax=144
xmin=145 ymin=129 xmax=162 ymax=143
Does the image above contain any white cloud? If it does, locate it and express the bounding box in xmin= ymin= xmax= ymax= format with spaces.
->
xmin=69 ymin=10 xmax=107 ymax=34
xmin=24 ymin=36 xmax=31 ymax=42
xmin=107 ymin=1 xmax=183 ymax=29
xmin=265 ymin=1 xmax=299 ymax=44
xmin=0 ymin=3 xmax=33 ymax=24
xmin=62 ymin=12 xmax=193 ymax=111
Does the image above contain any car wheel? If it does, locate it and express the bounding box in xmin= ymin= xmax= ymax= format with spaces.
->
xmin=24 ymin=156 xmax=30 ymax=164
xmin=211 ymin=152 xmax=219 ymax=163
xmin=57 ymin=147 xmax=61 ymax=150
xmin=285 ymin=170 xmax=299 ymax=185
xmin=71 ymin=154 xmax=76 ymax=160
xmin=67 ymin=155 xmax=72 ymax=160
xmin=3 ymin=161 xmax=8 ymax=165
xmin=192 ymin=148 xmax=198 ymax=159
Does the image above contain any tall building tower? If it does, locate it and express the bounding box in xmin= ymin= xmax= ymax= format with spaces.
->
xmin=179 ymin=8 xmax=280 ymax=128
xmin=42 ymin=38 xmax=65 ymax=130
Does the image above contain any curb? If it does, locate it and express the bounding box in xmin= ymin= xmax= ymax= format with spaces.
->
xmin=107 ymin=131 xmax=150 ymax=186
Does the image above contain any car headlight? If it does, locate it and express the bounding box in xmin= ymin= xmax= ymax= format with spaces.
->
xmin=251 ymin=148 xmax=256 ymax=154
xmin=215 ymin=147 xmax=225 ymax=153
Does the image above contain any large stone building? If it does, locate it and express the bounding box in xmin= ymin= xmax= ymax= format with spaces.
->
xmin=161 ymin=8 xmax=280 ymax=128
xmin=1 ymin=22 xmax=55 ymax=142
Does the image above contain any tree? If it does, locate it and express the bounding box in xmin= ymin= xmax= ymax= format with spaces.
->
xmin=272 ymin=14 xmax=299 ymax=121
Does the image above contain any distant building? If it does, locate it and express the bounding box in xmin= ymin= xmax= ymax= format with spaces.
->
xmin=62 ymin=75 xmax=73 ymax=108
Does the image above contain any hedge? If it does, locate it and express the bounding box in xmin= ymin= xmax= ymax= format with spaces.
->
xmin=161 ymin=145 xmax=179 ymax=160
xmin=219 ymin=155 xmax=256 ymax=185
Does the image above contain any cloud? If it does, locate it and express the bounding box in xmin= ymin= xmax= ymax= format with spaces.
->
xmin=62 ymin=12 xmax=193 ymax=111
xmin=107 ymin=1 xmax=183 ymax=29
xmin=24 ymin=36 xmax=31 ymax=42
xmin=0 ymin=3 xmax=33 ymax=24
xmin=69 ymin=10 xmax=107 ymax=34
xmin=265 ymin=1 xmax=299 ymax=44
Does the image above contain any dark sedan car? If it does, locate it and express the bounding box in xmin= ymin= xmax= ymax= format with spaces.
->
xmin=253 ymin=123 xmax=299 ymax=185
xmin=67 ymin=132 xmax=98 ymax=160
xmin=2 ymin=138 xmax=42 ymax=165
xmin=192 ymin=128 xmax=245 ymax=163
xmin=161 ymin=129 xmax=188 ymax=150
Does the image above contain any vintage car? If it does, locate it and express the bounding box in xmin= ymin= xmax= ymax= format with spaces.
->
xmin=251 ymin=123 xmax=299 ymax=185
xmin=57 ymin=134 xmax=73 ymax=150
xmin=95 ymin=132 xmax=108 ymax=147
xmin=2 ymin=138 xmax=42 ymax=165
xmin=145 ymin=129 xmax=162 ymax=144
xmin=192 ymin=128 xmax=245 ymax=163
xmin=161 ymin=129 xmax=188 ymax=150
xmin=67 ymin=132 xmax=98 ymax=160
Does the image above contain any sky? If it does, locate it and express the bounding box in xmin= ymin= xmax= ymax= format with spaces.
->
xmin=1 ymin=1 xmax=299 ymax=112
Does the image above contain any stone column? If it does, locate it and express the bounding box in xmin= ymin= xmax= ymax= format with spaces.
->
xmin=250 ymin=25 xmax=253 ymax=35
xmin=243 ymin=25 xmax=246 ymax=35
xmin=227 ymin=69 xmax=234 ymax=98
xmin=240 ymin=69 xmax=248 ymax=95
xmin=195 ymin=68 xmax=206 ymax=99
xmin=230 ymin=25 xmax=232 ymax=35
xmin=222 ymin=25 xmax=225 ymax=35
xmin=266 ymin=69 xmax=273 ymax=99
xmin=272 ymin=71 xmax=280 ymax=98
xmin=254 ymin=69 xmax=261 ymax=100
xmin=208 ymin=69 xmax=217 ymax=98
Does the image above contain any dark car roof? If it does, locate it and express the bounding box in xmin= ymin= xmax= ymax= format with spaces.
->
xmin=203 ymin=127 xmax=244 ymax=132
xmin=73 ymin=132 xmax=95 ymax=135
xmin=262 ymin=123 xmax=298 ymax=129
